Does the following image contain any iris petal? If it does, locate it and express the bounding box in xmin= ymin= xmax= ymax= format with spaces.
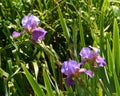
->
xmin=12 ymin=31 xmax=21 ymax=38
xmin=61 ymin=59 xmax=80 ymax=75
xmin=31 ymin=27 xmax=47 ymax=42
xmin=79 ymin=47 xmax=92 ymax=58
xmin=79 ymin=68 xmax=93 ymax=78
xmin=96 ymin=56 xmax=106 ymax=67
xmin=66 ymin=76 xmax=75 ymax=86
xmin=22 ymin=14 xmax=40 ymax=31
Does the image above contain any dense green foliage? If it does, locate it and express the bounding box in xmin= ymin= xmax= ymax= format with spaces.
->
xmin=0 ymin=0 xmax=120 ymax=96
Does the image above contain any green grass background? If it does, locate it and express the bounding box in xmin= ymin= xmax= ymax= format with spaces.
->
xmin=0 ymin=0 xmax=120 ymax=96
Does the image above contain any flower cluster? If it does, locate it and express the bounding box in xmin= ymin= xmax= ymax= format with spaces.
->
xmin=12 ymin=14 xmax=47 ymax=42
xmin=79 ymin=46 xmax=106 ymax=67
xmin=61 ymin=46 xmax=106 ymax=86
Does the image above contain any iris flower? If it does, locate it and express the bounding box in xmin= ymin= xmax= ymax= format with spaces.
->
xmin=12 ymin=14 xmax=46 ymax=42
xmin=79 ymin=46 xmax=106 ymax=67
xmin=61 ymin=59 xmax=93 ymax=86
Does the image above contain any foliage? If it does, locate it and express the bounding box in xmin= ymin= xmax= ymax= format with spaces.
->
xmin=0 ymin=0 xmax=120 ymax=96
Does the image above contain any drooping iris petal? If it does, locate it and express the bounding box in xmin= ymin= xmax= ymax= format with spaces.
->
xmin=79 ymin=47 xmax=92 ymax=58
xmin=79 ymin=68 xmax=93 ymax=78
xmin=84 ymin=70 xmax=93 ymax=78
xmin=31 ymin=27 xmax=47 ymax=42
xmin=22 ymin=14 xmax=40 ymax=31
xmin=12 ymin=31 xmax=21 ymax=38
xmin=66 ymin=76 xmax=75 ymax=86
xmin=61 ymin=59 xmax=80 ymax=75
xmin=96 ymin=56 xmax=106 ymax=67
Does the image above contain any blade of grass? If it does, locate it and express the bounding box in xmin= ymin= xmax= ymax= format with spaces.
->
xmin=78 ymin=9 xmax=85 ymax=47
xmin=0 ymin=68 xmax=9 ymax=78
xmin=100 ymin=14 xmax=104 ymax=55
xmin=13 ymin=79 xmax=28 ymax=96
xmin=32 ymin=61 xmax=39 ymax=80
xmin=56 ymin=2 xmax=70 ymax=43
xmin=112 ymin=18 xmax=120 ymax=96
xmin=113 ymin=71 xmax=120 ymax=96
xmin=98 ymin=78 xmax=111 ymax=96
xmin=113 ymin=19 xmax=120 ymax=75
xmin=101 ymin=0 xmax=109 ymax=12
xmin=21 ymin=63 xmax=45 ymax=96
xmin=37 ymin=0 xmax=42 ymax=11
xmin=107 ymin=40 xmax=114 ymax=75
xmin=43 ymin=69 xmax=54 ymax=96
xmin=4 ymin=78 xmax=10 ymax=96
xmin=72 ymin=19 xmax=78 ymax=61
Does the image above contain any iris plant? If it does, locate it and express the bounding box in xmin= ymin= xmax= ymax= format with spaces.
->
xmin=79 ymin=46 xmax=106 ymax=67
xmin=61 ymin=46 xmax=106 ymax=86
xmin=12 ymin=14 xmax=46 ymax=42
xmin=61 ymin=59 xmax=93 ymax=86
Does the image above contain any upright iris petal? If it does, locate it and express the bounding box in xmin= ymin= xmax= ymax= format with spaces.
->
xmin=22 ymin=14 xmax=40 ymax=31
xmin=79 ymin=47 xmax=92 ymax=58
xmin=31 ymin=27 xmax=47 ymax=42
xmin=61 ymin=59 xmax=80 ymax=75
xmin=61 ymin=59 xmax=80 ymax=86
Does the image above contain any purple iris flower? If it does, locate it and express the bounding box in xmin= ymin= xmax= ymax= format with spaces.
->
xmin=12 ymin=14 xmax=47 ymax=42
xmin=31 ymin=27 xmax=47 ymax=42
xmin=79 ymin=46 xmax=106 ymax=67
xmin=61 ymin=59 xmax=93 ymax=86
xmin=22 ymin=14 xmax=40 ymax=31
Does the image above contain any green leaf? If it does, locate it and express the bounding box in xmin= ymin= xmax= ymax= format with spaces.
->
xmin=107 ymin=40 xmax=114 ymax=75
xmin=101 ymin=0 xmax=109 ymax=12
xmin=72 ymin=19 xmax=78 ymax=61
xmin=113 ymin=71 xmax=120 ymax=96
xmin=0 ymin=68 xmax=9 ymax=78
xmin=78 ymin=10 xmax=85 ymax=47
xmin=21 ymin=63 xmax=45 ymax=96
xmin=113 ymin=19 xmax=120 ymax=75
xmin=33 ymin=61 xmax=39 ymax=79
xmin=57 ymin=4 xmax=70 ymax=43
xmin=100 ymin=14 xmax=104 ymax=55
xmin=112 ymin=19 xmax=120 ymax=96
xmin=43 ymin=69 xmax=54 ymax=96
